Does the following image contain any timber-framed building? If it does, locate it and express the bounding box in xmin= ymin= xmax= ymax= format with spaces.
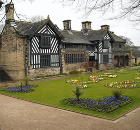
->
xmin=0 ymin=3 xmax=131 ymax=81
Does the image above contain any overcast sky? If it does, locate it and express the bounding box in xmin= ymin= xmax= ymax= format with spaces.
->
xmin=1 ymin=0 xmax=140 ymax=46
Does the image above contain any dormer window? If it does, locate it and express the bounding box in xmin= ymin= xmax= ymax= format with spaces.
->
xmin=40 ymin=36 xmax=51 ymax=48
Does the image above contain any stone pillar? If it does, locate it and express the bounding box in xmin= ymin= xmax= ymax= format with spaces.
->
xmin=123 ymin=56 xmax=125 ymax=67
xmin=97 ymin=44 xmax=99 ymax=70
xmin=61 ymin=49 xmax=65 ymax=73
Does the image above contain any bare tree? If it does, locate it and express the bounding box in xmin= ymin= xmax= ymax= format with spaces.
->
xmin=29 ymin=15 xmax=45 ymax=23
xmin=120 ymin=36 xmax=135 ymax=50
xmin=0 ymin=0 xmax=36 ymax=23
xmin=56 ymin=0 xmax=140 ymax=22
xmin=120 ymin=36 xmax=134 ymax=47
xmin=2 ymin=0 xmax=35 ymax=3
xmin=0 ymin=23 xmax=4 ymax=33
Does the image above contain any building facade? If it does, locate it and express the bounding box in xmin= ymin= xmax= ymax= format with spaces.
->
xmin=0 ymin=3 xmax=131 ymax=81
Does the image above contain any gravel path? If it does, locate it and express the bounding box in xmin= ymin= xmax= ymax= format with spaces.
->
xmin=0 ymin=94 xmax=140 ymax=130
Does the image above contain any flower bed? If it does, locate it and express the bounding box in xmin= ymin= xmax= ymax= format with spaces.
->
xmin=104 ymin=73 xmax=112 ymax=75
xmin=3 ymin=85 xmax=38 ymax=93
xmin=66 ymin=79 xmax=79 ymax=84
xmin=63 ymin=96 xmax=132 ymax=113
xmin=135 ymin=73 xmax=140 ymax=75
xmin=105 ymin=80 xmax=138 ymax=89
xmin=89 ymin=76 xmax=100 ymax=83
xmin=107 ymin=75 xmax=118 ymax=78
xmin=134 ymin=77 xmax=140 ymax=80
xmin=116 ymin=69 xmax=127 ymax=74
xmin=100 ymin=75 xmax=117 ymax=78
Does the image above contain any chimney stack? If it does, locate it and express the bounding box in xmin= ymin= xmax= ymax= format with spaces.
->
xmin=63 ymin=20 xmax=71 ymax=30
xmin=5 ymin=3 xmax=14 ymax=23
xmin=101 ymin=25 xmax=110 ymax=31
xmin=81 ymin=21 xmax=92 ymax=33
xmin=82 ymin=21 xmax=92 ymax=30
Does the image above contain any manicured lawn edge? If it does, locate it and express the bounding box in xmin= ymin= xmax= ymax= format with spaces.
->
xmin=1 ymin=93 xmax=140 ymax=121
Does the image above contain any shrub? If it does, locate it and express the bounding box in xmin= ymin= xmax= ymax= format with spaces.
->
xmin=25 ymin=77 xmax=29 ymax=85
xmin=72 ymin=86 xmax=84 ymax=100
xmin=18 ymin=82 xmax=23 ymax=91
xmin=111 ymin=89 xmax=123 ymax=99
xmin=133 ymin=63 xmax=138 ymax=66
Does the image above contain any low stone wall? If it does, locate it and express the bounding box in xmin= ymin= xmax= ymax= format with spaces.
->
xmin=28 ymin=67 xmax=60 ymax=79
xmin=99 ymin=63 xmax=114 ymax=70
xmin=63 ymin=62 xmax=88 ymax=73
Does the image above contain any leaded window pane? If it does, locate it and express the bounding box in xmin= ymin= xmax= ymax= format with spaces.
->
xmin=103 ymin=55 xmax=109 ymax=63
xmin=40 ymin=36 xmax=51 ymax=48
xmin=40 ymin=55 xmax=50 ymax=68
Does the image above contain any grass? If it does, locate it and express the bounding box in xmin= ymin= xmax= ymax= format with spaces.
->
xmin=1 ymin=67 xmax=140 ymax=119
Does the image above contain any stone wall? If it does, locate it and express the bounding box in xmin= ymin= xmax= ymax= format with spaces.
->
xmin=99 ymin=63 xmax=114 ymax=70
xmin=131 ymin=58 xmax=140 ymax=65
xmin=63 ymin=63 xmax=87 ymax=73
xmin=28 ymin=67 xmax=60 ymax=79
xmin=0 ymin=24 xmax=25 ymax=80
xmin=113 ymin=42 xmax=125 ymax=50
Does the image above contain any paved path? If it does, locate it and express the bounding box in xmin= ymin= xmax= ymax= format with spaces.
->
xmin=0 ymin=94 xmax=140 ymax=130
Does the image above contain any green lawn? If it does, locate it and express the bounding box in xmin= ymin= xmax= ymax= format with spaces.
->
xmin=1 ymin=67 xmax=140 ymax=120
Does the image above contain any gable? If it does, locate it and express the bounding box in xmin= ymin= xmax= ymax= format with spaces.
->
xmin=103 ymin=33 xmax=111 ymax=40
xmin=33 ymin=20 xmax=62 ymax=39
xmin=38 ymin=24 xmax=56 ymax=35
xmin=15 ymin=19 xmax=62 ymax=39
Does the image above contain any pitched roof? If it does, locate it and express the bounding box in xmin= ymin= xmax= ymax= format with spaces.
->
xmin=60 ymin=30 xmax=92 ymax=44
xmin=14 ymin=18 xmax=62 ymax=38
xmin=12 ymin=18 xmax=125 ymax=44
xmin=87 ymin=30 xmax=107 ymax=41
xmin=111 ymin=33 xmax=126 ymax=43
xmin=87 ymin=30 xmax=126 ymax=43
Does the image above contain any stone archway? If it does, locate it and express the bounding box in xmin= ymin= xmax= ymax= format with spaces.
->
xmin=120 ymin=56 xmax=124 ymax=67
xmin=125 ymin=55 xmax=129 ymax=66
xmin=114 ymin=56 xmax=119 ymax=67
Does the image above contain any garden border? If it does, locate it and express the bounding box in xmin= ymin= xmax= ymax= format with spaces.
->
xmin=0 ymin=93 xmax=140 ymax=121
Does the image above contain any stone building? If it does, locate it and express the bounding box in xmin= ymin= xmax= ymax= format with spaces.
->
xmin=0 ymin=2 xmax=131 ymax=81
xmin=131 ymin=46 xmax=140 ymax=65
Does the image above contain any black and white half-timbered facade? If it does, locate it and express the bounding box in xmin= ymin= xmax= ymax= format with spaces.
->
xmin=0 ymin=3 xmax=131 ymax=81
xmin=30 ymin=19 xmax=61 ymax=69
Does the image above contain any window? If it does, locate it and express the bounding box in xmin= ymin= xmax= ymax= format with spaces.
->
xmin=40 ymin=55 xmax=50 ymax=68
xmin=103 ymin=40 xmax=110 ymax=49
xmin=65 ymin=53 xmax=84 ymax=63
xmin=40 ymin=36 xmax=51 ymax=48
xmin=65 ymin=44 xmax=78 ymax=49
xmin=103 ymin=55 xmax=109 ymax=63
xmin=119 ymin=44 xmax=122 ymax=48
xmin=80 ymin=45 xmax=85 ymax=49
xmin=86 ymin=45 xmax=94 ymax=51
xmin=89 ymin=56 xmax=95 ymax=61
